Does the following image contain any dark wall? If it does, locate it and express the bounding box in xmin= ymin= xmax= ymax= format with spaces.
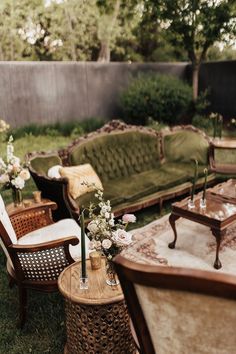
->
xmin=199 ymin=60 xmax=236 ymax=118
xmin=0 ymin=61 xmax=235 ymax=127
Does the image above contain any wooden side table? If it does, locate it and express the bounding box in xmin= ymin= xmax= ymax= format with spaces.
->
xmin=6 ymin=198 xmax=56 ymax=217
xmin=58 ymin=259 xmax=136 ymax=354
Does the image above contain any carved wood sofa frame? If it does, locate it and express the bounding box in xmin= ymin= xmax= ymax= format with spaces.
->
xmin=27 ymin=120 xmax=216 ymax=223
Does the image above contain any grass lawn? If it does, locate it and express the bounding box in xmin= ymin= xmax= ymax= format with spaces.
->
xmin=0 ymin=133 xmax=167 ymax=354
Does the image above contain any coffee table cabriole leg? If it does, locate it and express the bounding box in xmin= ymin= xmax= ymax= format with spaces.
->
xmin=168 ymin=214 xmax=180 ymax=249
xmin=211 ymin=228 xmax=226 ymax=270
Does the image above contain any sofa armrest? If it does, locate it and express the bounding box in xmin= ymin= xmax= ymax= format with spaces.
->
xmin=29 ymin=168 xmax=78 ymax=221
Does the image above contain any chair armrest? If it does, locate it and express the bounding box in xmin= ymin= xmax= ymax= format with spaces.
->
xmin=10 ymin=202 xmax=57 ymax=239
xmin=8 ymin=236 xmax=79 ymax=282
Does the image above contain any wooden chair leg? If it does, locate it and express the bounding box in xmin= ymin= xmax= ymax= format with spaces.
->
xmin=18 ymin=286 xmax=27 ymax=329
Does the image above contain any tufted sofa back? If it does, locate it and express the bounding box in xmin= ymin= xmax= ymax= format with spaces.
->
xmin=68 ymin=131 xmax=160 ymax=182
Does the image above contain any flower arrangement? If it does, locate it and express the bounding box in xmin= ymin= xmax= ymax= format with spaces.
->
xmin=0 ymin=136 xmax=30 ymax=192
xmin=0 ymin=119 xmax=10 ymax=142
xmin=87 ymin=188 xmax=136 ymax=261
xmin=209 ymin=112 xmax=223 ymax=139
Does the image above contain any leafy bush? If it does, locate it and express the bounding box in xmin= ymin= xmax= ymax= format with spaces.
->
xmin=191 ymin=114 xmax=213 ymax=132
xmin=120 ymin=73 xmax=193 ymax=125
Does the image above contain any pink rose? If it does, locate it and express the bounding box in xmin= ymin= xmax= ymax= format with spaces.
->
xmin=102 ymin=239 xmax=112 ymax=249
xmin=112 ymin=229 xmax=132 ymax=246
xmin=122 ymin=214 xmax=136 ymax=223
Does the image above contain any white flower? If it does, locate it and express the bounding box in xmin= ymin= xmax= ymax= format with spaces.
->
xmin=10 ymin=156 xmax=20 ymax=167
xmin=87 ymin=220 xmax=99 ymax=234
xmin=0 ymin=158 xmax=6 ymax=169
xmin=105 ymin=212 xmax=110 ymax=219
xmin=89 ymin=240 xmax=96 ymax=250
xmin=7 ymin=164 xmax=13 ymax=173
xmin=19 ymin=169 xmax=30 ymax=181
xmin=11 ymin=176 xmax=25 ymax=189
xmin=108 ymin=218 xmax=114 ymax=227
xmin=102 ymin=239 xmax=112 ymax=249
xmin=101 ymin=205 xmax=108 ymax=214
xmin=112 ymin=229 xmax=133 ymax=246
xmin=122 ymin=214 xmax=136 ymax=223
xmin=95 ymin=240 xmax=102 ymax=249
xmin=0 ymin=173 xmax=9 ymax=184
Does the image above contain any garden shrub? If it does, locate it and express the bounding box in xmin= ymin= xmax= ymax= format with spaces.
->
xmin=120 ymin=73 xmax=193 ymax=125
xmin=191 ymin=114 xmax=213 ymax=132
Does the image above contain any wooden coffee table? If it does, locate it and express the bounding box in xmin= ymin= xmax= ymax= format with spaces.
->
xmin=169 ymin=182 xmax=236 ymax=269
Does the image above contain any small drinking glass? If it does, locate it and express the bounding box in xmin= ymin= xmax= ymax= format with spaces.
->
xmin=200 ymin=198 xmax=206 ymax=209
xmin=188 ymin=199 xmax=195 ymax=209
xmin=79 ymin=276 xmax=88 ymax=290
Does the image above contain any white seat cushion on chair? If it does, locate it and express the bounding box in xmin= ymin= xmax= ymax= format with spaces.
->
xmin=18 ymin=219 xmax=90 ymax=261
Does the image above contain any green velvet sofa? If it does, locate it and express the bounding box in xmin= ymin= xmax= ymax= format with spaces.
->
xmin=27 ymin=120 xmax=216 ymax=222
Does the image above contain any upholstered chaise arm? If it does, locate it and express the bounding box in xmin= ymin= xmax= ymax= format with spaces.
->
xmin=29 ymin=169 xmax=80 ymax=222
xmin=8 ymin=236 xmax=79 ymax=284
xmin=9 ymin=201 xmax=58 ymax=239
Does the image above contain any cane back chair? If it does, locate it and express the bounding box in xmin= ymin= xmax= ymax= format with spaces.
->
xmin=0 ymin=195 xmax=86 ymax=328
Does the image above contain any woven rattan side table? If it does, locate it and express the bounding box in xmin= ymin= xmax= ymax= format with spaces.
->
xmin=58 ymin=259 xmax=136 ymax=354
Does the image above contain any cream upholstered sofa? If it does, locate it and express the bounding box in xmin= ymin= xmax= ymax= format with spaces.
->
xmin=27 ymin=120 xmax=216 ymax=222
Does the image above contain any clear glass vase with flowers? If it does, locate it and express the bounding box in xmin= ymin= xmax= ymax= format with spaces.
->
xmin=0 ymin=136 xmax=30 ymax=206
xmin=87 ymin=188 xmax=136 ymax=286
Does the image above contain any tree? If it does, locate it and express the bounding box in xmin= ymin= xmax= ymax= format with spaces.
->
xmin=0 ymin=0 xmax=45 ymax=60
xmin=96 ymin=0 xmax=140 ymax=62
xmin=158 ymin=0 xmax=236 ymax=100
xmin=46 ymin=0 xmax=99 ymax=61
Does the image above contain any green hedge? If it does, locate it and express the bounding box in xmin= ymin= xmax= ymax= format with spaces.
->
xmin=120 ymin=73 xmax=193 ymax=125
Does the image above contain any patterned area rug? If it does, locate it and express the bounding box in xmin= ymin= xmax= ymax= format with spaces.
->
xmin=122 ymin=214 xmax=236 ymax=275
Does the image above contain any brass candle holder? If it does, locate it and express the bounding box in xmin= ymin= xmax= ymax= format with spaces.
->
xmin=33 ymin=191 xmax=42 ymax=203
xmin=89 ymin=251 xmax=102 ymax=270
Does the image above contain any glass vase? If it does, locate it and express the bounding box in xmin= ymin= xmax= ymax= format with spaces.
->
xmin=105 ymin=259 xmax=120 ymax=286
xmin=12 ymin=188 xmax=23 ymax=207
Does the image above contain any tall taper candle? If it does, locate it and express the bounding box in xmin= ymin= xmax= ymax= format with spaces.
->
xmin=219 ymin=116 xmax=223 ymax=139
xmin=191 ymin=159 xmax=198 ymax=201
xmin=80 ymin=210 xmax=86 ymax=278
xmin=202 ymin=168 xmax=208 ymax=201
xmin=213 ymin=116 xmax=217 ymax=139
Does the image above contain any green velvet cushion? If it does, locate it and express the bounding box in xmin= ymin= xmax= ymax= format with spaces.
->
xmin=30 ymin=155 xmax=62 ymax=175
xmin=77 ymin=162 xmax=208 ymax=210
xmin=163 ymin=131 xmax=209 ymax=165
xmin=69 ymin=131 xmax=160 ymax=182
